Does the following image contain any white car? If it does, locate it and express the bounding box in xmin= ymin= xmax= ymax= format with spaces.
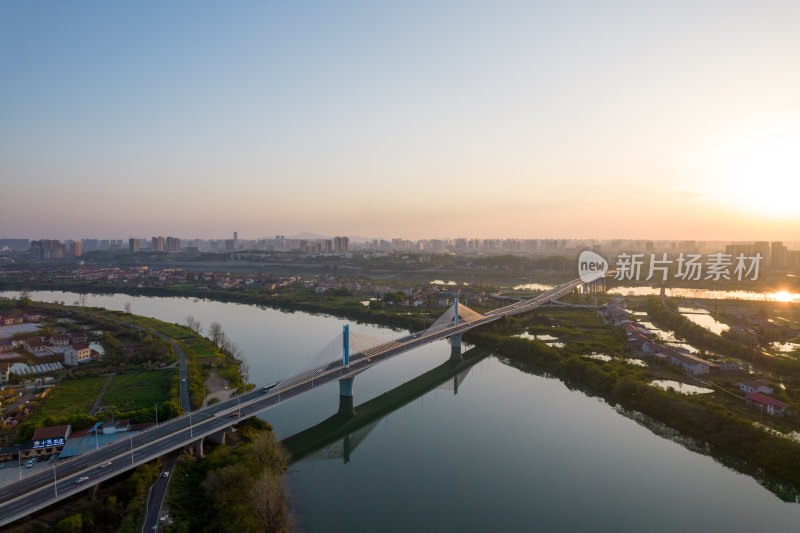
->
xmin=75 ymin=476 xmax=89 ymax=484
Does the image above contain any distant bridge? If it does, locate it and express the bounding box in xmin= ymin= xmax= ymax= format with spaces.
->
xmin=0 ymin=274 xmax=607 ymax=526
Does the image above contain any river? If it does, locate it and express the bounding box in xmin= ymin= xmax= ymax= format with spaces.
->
xmin=4 ymin=290 xmax=800 ymax=531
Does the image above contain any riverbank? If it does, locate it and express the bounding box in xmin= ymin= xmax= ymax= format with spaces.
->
xmin=466 ymin=312 xmax=800 ymax=497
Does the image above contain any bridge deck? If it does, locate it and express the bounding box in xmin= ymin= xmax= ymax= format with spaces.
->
xmin=0 ymin=276 xmax=590 ymax=526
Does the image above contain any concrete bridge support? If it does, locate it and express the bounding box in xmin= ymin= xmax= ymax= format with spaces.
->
xmin=206 ymin=429 xmax=227 ymax=446
xmin=194 ymin=438 xmax=204 ymax=457
xmin=450 ymin=333 xmax=462 ymax=361
xmin=339 ymin=377 xmax=355 ymax=417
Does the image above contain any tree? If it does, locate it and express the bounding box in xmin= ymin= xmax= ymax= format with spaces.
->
xmin=185 ymin=314 xmax=202 ymax=334
xmin=78 ymin=293 xmax=87 ymax=307
xmin=55 ymin=513 xmax=83 ymax=533
xmin=124 ymin=301 xmax=131 ymax=314
xmin=209 ymin=322 xmax=224 ymax=346
xmin=239 ymin=355 xmax=250 ymax=385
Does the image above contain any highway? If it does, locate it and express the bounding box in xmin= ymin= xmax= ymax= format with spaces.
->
xmin=0 ymin=275 xmax=592 ymax=526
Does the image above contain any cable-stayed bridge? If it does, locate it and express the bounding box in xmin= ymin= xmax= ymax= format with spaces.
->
xmin=0 ymin=275 xmax=605 ymax=526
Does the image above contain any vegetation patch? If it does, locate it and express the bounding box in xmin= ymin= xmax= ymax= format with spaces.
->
xmin=102 ymin=370 xmax=177 ymax=411
xmin=168 ymin=419 xmax=291 ymax=533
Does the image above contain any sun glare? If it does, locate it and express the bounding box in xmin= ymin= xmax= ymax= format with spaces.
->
xmin=701 ymin=123 xmax=800 ymax=218
xmin=771 ymin=291 xmax=799 ymax=303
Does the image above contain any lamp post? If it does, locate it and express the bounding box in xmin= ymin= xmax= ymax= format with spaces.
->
xmin=53 ymin=464 xmax=57 ymax=498
xmin=18 ymin=452 xmax=22 ymax=480
xmin=155 ymin=403 xmax=158 ymax=427
xmin=130 ymin=435 xmax=134 ymax=465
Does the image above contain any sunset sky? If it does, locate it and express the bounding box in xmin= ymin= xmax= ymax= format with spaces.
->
xmin=1 ymin=1 xmax=799 ymax=241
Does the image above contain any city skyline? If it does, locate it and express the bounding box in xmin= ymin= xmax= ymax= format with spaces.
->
xmin=2 ymin=2 xmax=799 ymax=240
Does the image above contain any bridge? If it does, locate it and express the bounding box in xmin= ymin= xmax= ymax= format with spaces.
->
xmin=0 ymin=274 xmax=606 ymax=526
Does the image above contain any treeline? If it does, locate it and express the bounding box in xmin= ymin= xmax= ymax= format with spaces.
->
xmin=469 ymin=327 xmax=800 ymax=491
xmin=168 ymin=419 xmax=291 ymax=533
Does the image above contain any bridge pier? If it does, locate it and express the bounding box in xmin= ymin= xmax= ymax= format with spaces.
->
xmin=338 ymin=377 xmax=355 ymax=417
xmin=207 ymin=429 xmax=227 ymax=446
xmin=450 ymin=333 xmax=462 ymax=361
xmin=194 ymin=438 xmax=204 ymax=457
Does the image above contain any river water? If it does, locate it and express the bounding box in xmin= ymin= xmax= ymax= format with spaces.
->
xmin=4 ymin=291 xmax=800 ymax=531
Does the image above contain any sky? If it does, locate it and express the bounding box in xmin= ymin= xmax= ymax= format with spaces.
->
xmin=1 ymin=1 xmax=799 ymax=241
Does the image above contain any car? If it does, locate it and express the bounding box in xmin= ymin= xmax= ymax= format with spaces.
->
xmin=230 ymin=412 xmax=239 ymax=418
xmin=26 ymin=459 xmax=35 ymax=468
xmin=181 ymin=378 xmax=186 ymax=383
xmin=75 ymin=476 xmax=89 ymax=484
xmin=99 ymin=461 xmax=112 ymax=468
xmin=162 ymin=471 xmax=170 ymax=478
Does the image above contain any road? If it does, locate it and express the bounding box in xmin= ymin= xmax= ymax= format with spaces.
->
xmin=141 ymin=450 xmax=178 ymax=533
xmin=0 ymin=276 xmax=590 ymax=526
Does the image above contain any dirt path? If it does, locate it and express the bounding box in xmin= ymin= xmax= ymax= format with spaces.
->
xmin=89 ymin=373 xmax=115 ymax=415
xmin=203 ymin=371 xmax=232 ymax=407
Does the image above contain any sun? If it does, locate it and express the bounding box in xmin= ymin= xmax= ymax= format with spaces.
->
xmin=698 ymin=122 xmax=800 ymax=218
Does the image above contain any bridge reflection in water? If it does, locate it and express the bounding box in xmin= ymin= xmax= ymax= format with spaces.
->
xmin=282 ymin=347 xmax=487 ymax=464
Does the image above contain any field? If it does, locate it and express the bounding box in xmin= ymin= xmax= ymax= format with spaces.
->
xmin=102 ymin=370 xmax=177 ymax=411
xmin=30 ymin=376 xmax=108 ymax=421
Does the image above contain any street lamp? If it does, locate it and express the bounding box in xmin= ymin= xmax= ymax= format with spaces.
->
xmin=155 ymin=403 xmax=158 ymax=427
xmin=130 ymin=435 xmax=134 ymax=465
xmin=53 ymin=464 xmax=57 ymax=497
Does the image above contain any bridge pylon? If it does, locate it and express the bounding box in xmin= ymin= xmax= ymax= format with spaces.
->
xmin=339 ymin=324 xmax=355 ymax=416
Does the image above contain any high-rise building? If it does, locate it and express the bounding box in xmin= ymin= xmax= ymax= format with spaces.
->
xmin=165 ymin=236 xmax=181 ymax=252
xmin=129 ymin=238 xmax=140 ymax=253
xmin=334 ymin=236 xmax=349 ymax=253
xmin=152 ymin=236 xmax=165 ymax=252
xmin=754 ymin=242 xmax=771 ymax=265
xmin=771 ymin=241 xmax=787 ymax=268
xmin=30 ymin=239 xmax=66 ymax=259
xmin=70 ymin=241 xmax=82 ymax=257
xmin=233 ymin=232 xmax=238 ymax=250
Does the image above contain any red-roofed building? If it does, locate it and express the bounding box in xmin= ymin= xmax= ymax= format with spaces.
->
xmin=736 ymin=379 xmax=774 ymax=395
xmin=69 ymin=332 xmax=88 ymax=344
xmin=24 ymin=338 xmax=50 ymax=356
xmin=64 ymin=344 xmax=92 ymax=366
xmin=23 ymin=312 xmax=42 ymax=322
xmin=50 ymin=334 xmax=70 ymax=347
xmin=746 ymin=392 xmax=787 ymax=416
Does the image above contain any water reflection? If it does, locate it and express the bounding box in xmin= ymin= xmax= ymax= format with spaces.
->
xmin=650 ymin=380 xmax=713 ymax=394
xmin=609 ymin=286 xmax=800 ymax=303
